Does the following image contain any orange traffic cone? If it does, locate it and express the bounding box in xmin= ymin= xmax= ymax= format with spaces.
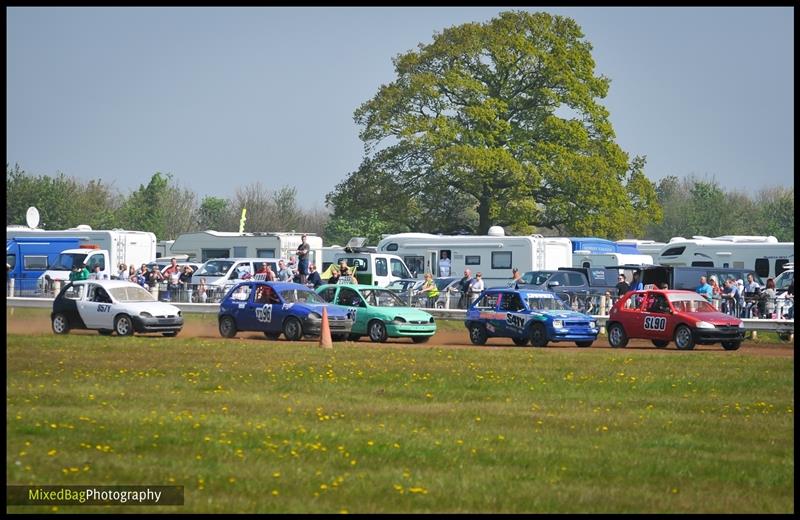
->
xmin=319 ymin=306 xmax=333 ymax=349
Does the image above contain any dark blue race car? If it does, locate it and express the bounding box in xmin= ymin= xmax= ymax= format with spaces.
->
xmin=218 ymin=281 xmax=353 ymax=341
xmin=465 ymin=288 xmax=599 ymax=347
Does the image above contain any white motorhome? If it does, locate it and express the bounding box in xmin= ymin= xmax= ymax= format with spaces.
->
xmin=6 ymin=225 xmax=156 ymax=283
xmin=375 ymin=227 xmax=573 ymax=285
xmin=170 ymin=230 xmax=323 ymax=265
xmin=615 ymin=239 xmax=667 ymax=256
xmin=572 ymin=251 xmax=654 ymax=269
xmin=656 ymin=235 xmax=794 ymax=279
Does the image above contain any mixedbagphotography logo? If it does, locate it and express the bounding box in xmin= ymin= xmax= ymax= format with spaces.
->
xmin=7 ymin=485 xmax=184 ymax=506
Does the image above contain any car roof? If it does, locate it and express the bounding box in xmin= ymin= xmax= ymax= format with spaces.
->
xmin=69 ymin=279 xmax=144 ymax=289
xmin=483 ymin=287 xmax=553 ymax=296
xmin=321 ymin=284 xmax=395 ymax=291
xmin=235 ymin=281 xmax=313 ymax=291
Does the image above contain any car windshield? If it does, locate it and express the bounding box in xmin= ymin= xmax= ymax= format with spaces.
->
xmin=774 ymin=271 xmax=794 ymax=291
xmin=360 ymin=289 xmax=406 ymax=307
xmin=108 ymin=285 xmax=157 ymax=302
xmin=196 ymin=260 xmax=234 ymax=277
xmin=667 ymin=293 xmax=717 ymax=313
xmin=49 ymin=253 xmax=88 ymax=271
xmin=525 ymin=295 xmax=569 ymax=311
xmin=523 ymin=272 xmax=551 ymax=285
xmin=280 ymin=289 xmax=325 ymax=304
xmin=387 ymin=280 xmax=413 ymax=291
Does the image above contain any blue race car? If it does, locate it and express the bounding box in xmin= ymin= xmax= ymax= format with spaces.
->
xmin=218 ymin=281 xmax=353 ymax=341
xmin=464 ymin=288 xmax=599 ymax=347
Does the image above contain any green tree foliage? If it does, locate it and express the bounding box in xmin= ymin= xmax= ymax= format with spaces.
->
xmin=328 ymin=11 xmax=662 ymax=237
xmin=198 ymin=196 xmax=232 ymax=231
xmin=118 ymin=172 xmax=171 ymax=239
xmin=324 ymin=211 xmax=397 ymax=247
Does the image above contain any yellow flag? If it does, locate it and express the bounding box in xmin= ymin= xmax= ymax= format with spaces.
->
xmin=238 ymin=208 xmax=247 ymax=233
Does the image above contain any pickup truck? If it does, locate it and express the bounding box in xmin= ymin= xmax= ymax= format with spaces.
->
xmin=516 ymin=267 xmax=620 ymax=313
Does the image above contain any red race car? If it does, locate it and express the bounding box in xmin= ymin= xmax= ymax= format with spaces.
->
xmin=606 ymin=289 xmax=744 ymax=350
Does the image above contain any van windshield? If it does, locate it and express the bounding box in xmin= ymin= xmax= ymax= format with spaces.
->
xmin=49 ymin=253 xmax=88 ymax=271
xmin=196 ymin=260 xmax=234 ymax=277
xmin=522 ymin=271 xmax=551 ymax=286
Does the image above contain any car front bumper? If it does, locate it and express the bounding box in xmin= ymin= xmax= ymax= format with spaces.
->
xmin=302 ymin=317 xmax=353 ymax=337
xmin=694 ymin=327 xmax=745 ymax=343
xmin=131 ymin=316 xmax=184 ymax=333
xmin=386 ymin=323 xmax=437 ymax=337
xmin=549 ymin=327 xmax=599 ymax=342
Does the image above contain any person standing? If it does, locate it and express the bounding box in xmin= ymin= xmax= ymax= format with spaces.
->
xmin=696 ymin=276 xmax=713 ymax=302
xmin=511 ymin=267 xmax=522 ymax=289
xmin=439 ymin=251 xmax=451 ymax=277
xmin=197 ymin=277 xmax=208 ymax=303
xmin=296 ymin=234 xmax=311 ymax=285
xmin=276 ymin=260 xmax=294 ymax=282
xmin=457 ymin=269 xmax=473 ymax=309
xmin=615 ymin=274 xmax=630 ymax=297
xmin=630 ymin=271 xmax=644 ymax=291
xmin=468 ymin=272 xmax=485 ymax=304
xmin=419 ymin=273 xmax=440 ymax=308
xmin=306 ymin=263 xmax=323 ymax=288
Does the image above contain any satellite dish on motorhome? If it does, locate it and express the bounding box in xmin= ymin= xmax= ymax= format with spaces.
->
xmin=346 ymin=237 xmax=368 ymax=249
xmin=487 ymin=226 xmax=505 ymax=237
xmin=25 ymin=207 xmax=40 ymax=228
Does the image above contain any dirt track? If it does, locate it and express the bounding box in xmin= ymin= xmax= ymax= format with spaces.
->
xmin=6 ymin=312 xmax=794 ymax=357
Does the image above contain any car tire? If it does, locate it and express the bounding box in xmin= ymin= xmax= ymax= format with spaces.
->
xmin=651 ymin=339 xmax=669 ymax=348
xmin=162 ymin=331 xmax=179 ymax=337
xmin=219 ymin=316 xmax=237 ymax=338
xmin=368 ymin=320 xmax=388 ymax=343
xmin=264 ymin=332 xmax=281 ymax=340
xmin=283 ymin=317 xmax=304 ymax=341
xmin=114 ymin=314 xmax=135 ymax=336
xmin=52 ymin=313 xmax=70 ymax=335
xmin=435 ymin=301 xmax=445 ymax=309
xmin=411 ymin=336 xmax=430 ymax=344
xmin=468 ymin=323 xmax=488 ymax=345
xmin=721 ymin=340 xmax=741 ymax=351
xmin=674 ymin=325 xmax=695 ymax=350
xmin=512 ymin=337 xmax=529 ymax=346
xmin=575 ymin=341 xmax=593 ymax=348
xmin=530 ymin=323 xmax=549 ymax=348
xmin=607 ymin=323 xmax=628 ymax=348
xmin=98 ymin=329 xmax=113 ymax=336
xmin=348 ymin=334 xmax=362 ymax=342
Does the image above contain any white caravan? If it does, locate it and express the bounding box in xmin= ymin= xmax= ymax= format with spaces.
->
xmin=375 ymin=227 xmax=573 ymax=286
xmin=169 ymin=230 xmax=323 ymax=265
xmin=572 ymin=251 xmax=654 ymax=269
xmin=6 ymin=225 xmax=156 ymax=286
xmin=615 ymin=239 xmax=667 ymax=256
xmin=655 ymin=235 xmax=794 ymax=279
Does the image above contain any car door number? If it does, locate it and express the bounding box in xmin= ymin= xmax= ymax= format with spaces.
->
xmin=347 ymin=308 xmax=358 ymax=321
xmin=505 ymin=313 xmax=525 ymax=329
xmin=255 ymin=304 xmax=273 ymax=323
xmin=643 ymin=316 xmax=666 ymax=331
xmin=96 ymin=304 xmax=111 ymax=313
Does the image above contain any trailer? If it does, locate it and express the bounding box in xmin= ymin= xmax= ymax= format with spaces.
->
xmin=375 ymin=227 xmax=573 ymax=285
xmin=169 ymin=230 xmax=323 ymax=266
xmin=655 ymin=235 xmax=794 ymax=279
xmin=615 ymin=239 xmax=667 ymax=256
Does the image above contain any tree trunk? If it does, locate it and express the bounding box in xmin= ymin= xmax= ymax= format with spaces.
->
xmin=477 ymin=189 xmax=491 ymax=235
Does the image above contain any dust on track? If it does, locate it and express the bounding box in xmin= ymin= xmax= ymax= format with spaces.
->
xmin=6 ymin=312 xmax=794 ymax=357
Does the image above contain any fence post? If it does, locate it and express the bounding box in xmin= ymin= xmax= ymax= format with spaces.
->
xmin=8 ymin=277 xmax=14 ymax=298
xmin=53 ymin=279 xmax=61 ymax=296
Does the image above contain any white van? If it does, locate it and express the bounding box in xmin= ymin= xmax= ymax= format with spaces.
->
xmin=331 ymin=252 xmax=413 ymax=287
xmin=191 ymin=257 xmax=280 ymax=301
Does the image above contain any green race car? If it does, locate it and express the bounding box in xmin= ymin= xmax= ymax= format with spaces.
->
xmin=316 ymin=284 xmax=436 ymax=343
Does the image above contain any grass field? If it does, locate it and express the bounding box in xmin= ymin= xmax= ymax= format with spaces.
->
xmin=5 ymin=309 xmax=795 ymax=513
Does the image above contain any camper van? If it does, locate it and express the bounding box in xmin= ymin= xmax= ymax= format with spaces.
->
xmin=170 ymin=231 xmax=322 ymax=265
xmin=655 ymin=235 xmax=794 ymax=279
xmin=376 ymin=227 xmax=572 ymax=285
xmin=615 ymin=239 xmax=667 ymax=256
xmin=6 ymin=237 xmax=81 ymax=295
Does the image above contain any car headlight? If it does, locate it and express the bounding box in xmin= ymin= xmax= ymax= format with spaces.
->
xmin=429 ymin=317 xmax=435 ymax=324
xmin=140 ymin=312 xmax=153 ymax=318
xmin=738 ymin=322 xmax=744 ymax=328
xmin=177 ymin=311 xmax=182 ymax=317
xmin=552 ymin=320 xmax=564 ymax=328
xmin=307 ymin=312 xmax=321 ymax=321
xmin=391 ymin=316 xmax=407 ymax=324
xmin=695 ymin=321 xmax=715 ymax=329
xmin=590 ymin=320 xmax=597 ymax=328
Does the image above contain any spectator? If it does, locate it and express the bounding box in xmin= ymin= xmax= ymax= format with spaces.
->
xmin=511 ymin=267 xmax=522 ymax=289
xmin=762 ymin=278 xmax=776 ymax=318
xmin=785 ymin=280 xmax=794 ymax=319
xmin=696 ymin=276 xmax=713 ymax=302
xmin=327 ymin=266 xmax=340 ymax=285
xmin=439 ymin=251 xmax=451 ymax=277
xmin=630 ymin=271 xmax=644 ymax=291
xmin=419 ymin=272 xmax=440 ymax=308
xmin=721 ymin=278 xmax=739 ymax=315
xmin=469 ymin=272 xmax=485 ymax=304
xmin=745 ymin=273 xmax=761 ymax=293
xmin=615 ymin=274 xmax=630 ymax=296
xmin=162 ymin=258 xmax=182 ymax=300
xmin=658 ymin=282 xmax=668 ymax=290
xmin=306 ymin=263 xmax=323 ymax=288
xmin=296 ymin=234 xmax=311 ymax=284
xmin=180 ymin=265 xmax=194 ymax=288
xmin=197 ymin=277 xmax=208 ymax=303
xmin=127 ymin=265 xmax=138 ymax=282
xmin=338 ymin=260 xmax=357 ymax=284
xmin=88 ymin=264 xmax=103 ymax=280
xmin=277 ymin=260 xmax=294 ymax=282
xmin=68 ymin=265 xmax=82 ymax=282
xmin=735 ymin=279 xmax=746 ymax=316
xmin=116 ymin=263 xmax=127 ymax=280
xmin=457 ymin=269 xmax=473 ymax=309
xmin=146 ymin=265 xmax=164 ymax=293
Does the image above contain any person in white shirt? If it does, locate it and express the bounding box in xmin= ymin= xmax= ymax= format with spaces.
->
xmin=469 ymin=272 xmax=485 ymax=303
xmin=439 ymin=251 xmax=451 ymax=277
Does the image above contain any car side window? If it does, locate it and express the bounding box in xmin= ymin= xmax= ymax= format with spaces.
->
xmin=338 ymin=287 xmax=364 ymax=307
xmin=255 ymin=285 xmax=278 ymax=304
xmin=499 ymin=292 xmax=524 ymax=311
xmin=647 ymin=294 xmax=670 ymax=314
xmin=624 ymin=293 xmax=644 ymax=310
xmin=64 ymin=284 xmax=84 ymax=300
xmin=549 ymin=272 xmax=568 ymax=286
xmin=566 ymin=273 xmax=584 ymax=287
xmin=318 ymin=286 xmax=337 ymax=303
xmin=476 ymin=293 xmax=499 ymax=309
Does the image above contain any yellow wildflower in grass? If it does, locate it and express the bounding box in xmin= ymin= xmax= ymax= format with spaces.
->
xmin=273 ymin=471 xmax=280 ymax=478
xmin=47 ymin=449 xmax=57 ymax=456
xmin=271 ymin=490 xmax=279 ymax=496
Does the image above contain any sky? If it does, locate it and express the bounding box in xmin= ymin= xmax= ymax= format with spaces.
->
xmin=6 ymin=7 xmax=794 ymax=210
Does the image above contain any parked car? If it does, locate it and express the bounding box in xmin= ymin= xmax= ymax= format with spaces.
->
xmin=606 ymin=289 xmax=744 ymax=350
xmin=464 ymin=288 xmax=599 ymax=347
xmin=385 ymin=278 xmax=422 ymax=306
xmin=218 ymin=281 xmax=353 ymax=341
xmin=51 ymin=279 xmax=183 ymax=336
xmin=316 ymin=284 xmax=436 ymax=343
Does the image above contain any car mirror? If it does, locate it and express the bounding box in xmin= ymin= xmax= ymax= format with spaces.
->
xmin=548 ymin=281 xmax=560 ymax=287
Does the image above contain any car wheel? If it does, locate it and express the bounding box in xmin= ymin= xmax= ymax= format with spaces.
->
xmin=607 ymin=323 xmax=628 ymax=348
xmin=575 ymin=341 xmax=593 ymax=348
xmin=411 ymin=336 xmax=430 ymax=344
xmin=721 ymin=340 xmax=741 ymax=351
xmin=348 ymin=334 xmax=362 ymax=342
xmin=651 ymin=339 xmax=669 ymax=348
xmin=512 ymin=337 xmax=529 ymax=346
xmin=264 ymin=331 xmax=281 ymax=340
xmin=219 ymin=316 xmax=237 ymax=338
xmin=778 ymin=332 xmax=792 ymax=341
xmin=435 ymin=301 xmax=444 ymax=309
xmin=114 ymin=314 xmax=134 ymax=337
xmin=162 ymin=331 xmax=179 ymax=337
xmin=368 ymin=320 xmax=388 ymax=343
xmin=468 ymin=323 xmax=487 ymax=345
xmin=283 ymin=317 xmax=303 ymax=341
xmin=52 ymin=313 xmax=70 ymax=335
xmin=674 ymin=325 xmax=695 ymax=350
xmin=530 ymin=323 xmax=549 ymax=348
xmin=98 ymin=329 xmax=113 ymax=336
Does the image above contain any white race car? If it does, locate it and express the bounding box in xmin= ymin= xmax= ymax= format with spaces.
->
xmin=51 ymin=279 xmax=184 ymax=336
